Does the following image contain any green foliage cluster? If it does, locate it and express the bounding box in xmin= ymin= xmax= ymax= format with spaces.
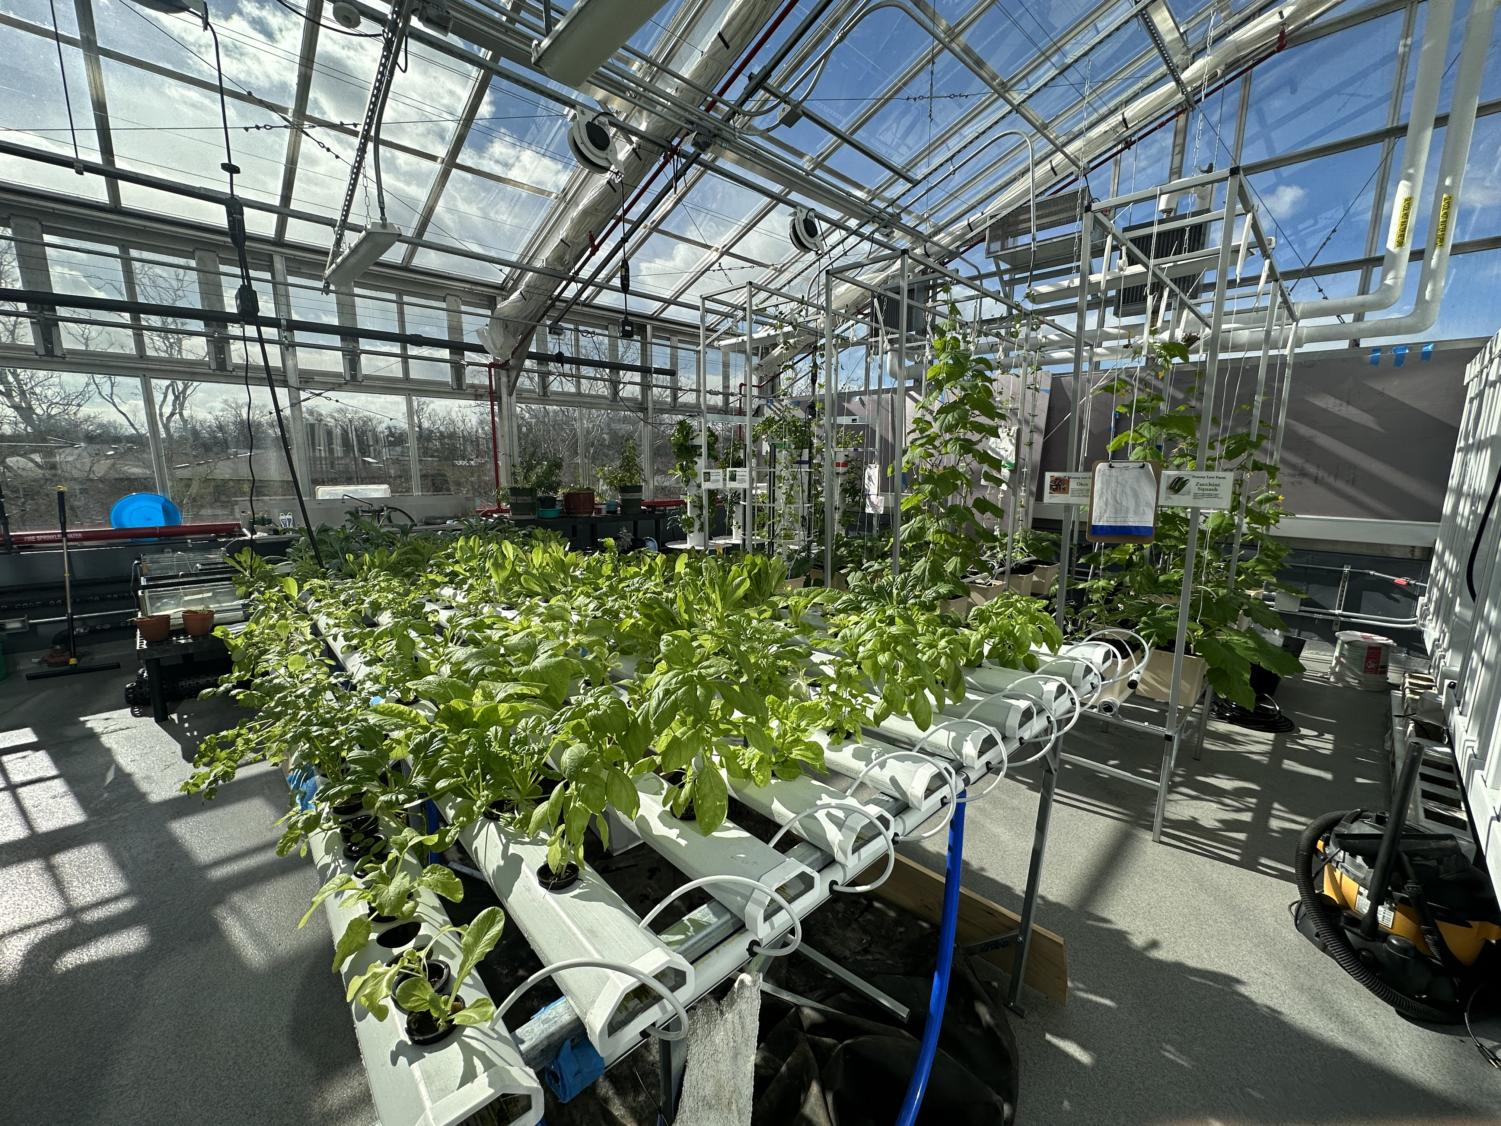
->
xmin=899 ymin=308 xmax=1012 ymax=596
xmin=1080 ymin=339 xmax=1302 ymax=707
xmin=596 ymin=438 xmax=643 ymax=495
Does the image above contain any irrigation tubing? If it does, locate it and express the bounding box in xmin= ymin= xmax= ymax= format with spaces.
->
xmin=895 ymin=785 xmax=968 ymax=1126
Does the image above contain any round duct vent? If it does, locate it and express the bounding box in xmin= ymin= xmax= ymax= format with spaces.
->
xmin=789 ymin=207 xmax=824 ymax=254
xmin=568 ymin=115 xmax=614 ymax=174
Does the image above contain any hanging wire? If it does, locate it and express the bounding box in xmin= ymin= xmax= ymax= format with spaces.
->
xmin=46 ymin=0 xmax=82 ymax=167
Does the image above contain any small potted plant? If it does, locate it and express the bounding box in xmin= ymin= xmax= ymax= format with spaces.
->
xmin=520 ymin=456 xmax=562 ymax=516
xmin=597 ymin=439 xmax=643 ymax=517
xmin=181 ymin=607 xmax=216 ymax=637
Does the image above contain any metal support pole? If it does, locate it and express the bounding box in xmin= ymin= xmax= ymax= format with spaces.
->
xmin=824 ymin=266 xmax=837 ymax=580
xmin=891 ymin=253 xmax=909 ymax=578
xmin=1006 ymin=742 xmax=1060 ymax=1012
xmin=1055 ymin=207 xmax=1094 ymax=629
xmin=1153 ymin=173 xmax=1242 ymax=842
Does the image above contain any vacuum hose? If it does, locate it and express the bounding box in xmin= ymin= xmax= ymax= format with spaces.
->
xmin=1294 ymin=810 xmax=1459 ymax=1024
xmin=895 ymin=789 xmax=968 ymax=1126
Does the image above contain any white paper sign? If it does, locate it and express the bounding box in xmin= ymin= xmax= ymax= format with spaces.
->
xmin=1043 ymin=472 xmax=1092 ymax=505
xmin=701 ymin=469 xmax=725 ymax=488
xmin=1158 ymin=470 xmax=1235 ymax=509
xmin=724 ymin=467 xmax=751 ymax=489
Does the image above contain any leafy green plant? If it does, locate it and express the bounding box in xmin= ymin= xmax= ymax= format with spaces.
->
xmin=302 ymin=827 xmax=463 ymax=929
xmin=1083 ymin=338 xmax=1302 ymax=706
xmin=341 ymin=905 xmax=506 ymax=1031
xmin=597 ymin=438 xmax=643 ymax=496
xmin=899 ymin=307 xmax=1012 ymax=596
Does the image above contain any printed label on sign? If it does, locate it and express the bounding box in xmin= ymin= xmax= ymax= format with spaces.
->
xmin=1158 ymin=470 xmax=1235 ymax=509
xmin=724 ymin=467 xmax=750 ymax=489
xmin=701 ymin=469 xmax=725 ymax=488
xmin=1043 ymin=472 xmax=1092 ymax=505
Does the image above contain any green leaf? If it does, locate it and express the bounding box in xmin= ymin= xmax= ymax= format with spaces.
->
xmin=452 ymin=996 xmax=495 ymax=1026
xmin=419 ymin=863 xmax=464 ymax=904
xmin=280 ymin=576 xmax=299 ymax=597
xmin=909 ymin=690 xmax=933 ymax=731
xmin=692 ymin=757 xmax=729 ymax=833
xmin=455 ymin=905 xmax=506 ymax=982
xmin=394 ymin=975 xmax=437 ymax=1017
xmin=606 ymin=768 xmax=640 ymax=820
xmin=332 ymin=914 xmax=371 ymax=972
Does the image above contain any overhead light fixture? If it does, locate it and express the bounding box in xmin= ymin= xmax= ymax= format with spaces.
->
xmin=533 ymin=0 xmax=674 ymax=88
xmin=324 ymin=221 xmax=402 ymax=289
xmin=789 ymin=207 xmax=824 ymax=255
xmin=330 ymin=1 xmax=362 ymax=30
xmin=127 ymin=0 xmax=207 ymax=16
xmin=568 ymin=114 xmax=615 ymax=174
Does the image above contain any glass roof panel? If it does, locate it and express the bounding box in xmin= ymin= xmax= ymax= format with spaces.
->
xmin=0 ymin=20 xmax=108 ymax=202
xmin=421 ymin=165 xmax=555 ymax=262
xmin=656 ymin=173 xmax=769 ymax=247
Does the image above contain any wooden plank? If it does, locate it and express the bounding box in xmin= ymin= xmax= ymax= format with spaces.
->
xmin=856 ymin=852 xmax=1069 ymax=1004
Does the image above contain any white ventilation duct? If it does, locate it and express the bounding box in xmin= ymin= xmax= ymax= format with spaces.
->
xmin=483 ymin=0 xmax=786 ymax=364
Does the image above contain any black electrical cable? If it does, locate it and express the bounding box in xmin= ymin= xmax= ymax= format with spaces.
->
xmin=1464 ymin=980 xmax=1501 ymax=1070
xmin=198 ymin=7 xmax=324 ymax=567
xmin=240 ymin=327 xmax=258 ymax=533
xmin=1466 ymin=462 xmax=1501 ymax=601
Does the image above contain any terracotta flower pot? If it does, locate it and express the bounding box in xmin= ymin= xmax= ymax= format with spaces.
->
xmin=181 ymin=608 xmax=216 ymax=637
xmin=134 ymin=614 xmax=171 ymax=643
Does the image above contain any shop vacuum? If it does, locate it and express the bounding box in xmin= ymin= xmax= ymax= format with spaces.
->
xmin=1293 ymin=744 xmax=1501 ymax=1043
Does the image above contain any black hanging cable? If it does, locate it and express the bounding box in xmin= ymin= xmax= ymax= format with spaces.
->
xmin=46 ymin=0 xmax=82 ymax=168
xmin=199 ymin=7 xmax=324 ymax=566
xmin=239 ymin=328 xmax=258 ymax=533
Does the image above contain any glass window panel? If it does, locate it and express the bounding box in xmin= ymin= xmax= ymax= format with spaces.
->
xmin=424 ymin=168 xmax=553 ymax=262
xmin=46 ymin=238 xmax=133 ymax=353
xmin=301 ymin=389 xmax=413 ymax=494
xmin=580 ymin=408 xmax=643 ymax=493
xmin=1241 ymin=13 xmax=1400 ymax=164
xmin=1247 ymin=143 xmax=1385 ymax=269
xmin=132 ymin=251 xmax=209 ymax=362
xmin=286 ymin=274 xmax=345 ymax=374
xmin=161 ymin=380 xmax=293 ymax=523
xmin=414 ymin=395 xmax=493 ymax=502
xmin=0 ymin=370 xmax=154 ymax=531
xmin=515 ymin=403 xmax=580 ymax=488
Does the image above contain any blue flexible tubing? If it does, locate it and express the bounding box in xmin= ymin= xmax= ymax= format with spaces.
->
xmin=895 ymin=789 xmax=968 ymax=1126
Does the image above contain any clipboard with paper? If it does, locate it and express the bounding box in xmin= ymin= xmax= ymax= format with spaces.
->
xmin=1087 ymin=460 xmax=1160 ymax=543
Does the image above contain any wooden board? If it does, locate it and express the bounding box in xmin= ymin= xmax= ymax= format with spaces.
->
xmin=854 ymin=852 xmax=1069 ymax=1004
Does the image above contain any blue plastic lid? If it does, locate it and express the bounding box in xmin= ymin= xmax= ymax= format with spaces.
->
xmin=109 ymin=492 xmax=183 ymax=529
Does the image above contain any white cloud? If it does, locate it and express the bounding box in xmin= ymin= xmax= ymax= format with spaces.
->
xmin=1260 ymin=184 xmax=1307 ymax=221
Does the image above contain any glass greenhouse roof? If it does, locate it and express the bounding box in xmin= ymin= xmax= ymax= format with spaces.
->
xmin=0 ymin=0 xmax=1406 ymax=329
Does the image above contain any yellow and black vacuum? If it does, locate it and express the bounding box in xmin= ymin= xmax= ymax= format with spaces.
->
xmin=1294 ymin=746 xmax=1500 ymax=1025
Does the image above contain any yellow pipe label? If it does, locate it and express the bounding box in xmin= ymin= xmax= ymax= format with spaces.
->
xmin=1393 ymin=195 xmax=1413 ymax=249
xmin=1435 ymin=193 xmax=1454 ymax=248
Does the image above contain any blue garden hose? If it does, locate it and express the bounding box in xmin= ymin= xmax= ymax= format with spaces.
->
xmin=895 ymin=789 xmax=967 ymax=1126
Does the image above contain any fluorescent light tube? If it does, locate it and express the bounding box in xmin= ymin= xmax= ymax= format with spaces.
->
xmin=533 ymin=0 xmax=674 ymax=88
xmin=324 ymin=221 xmax=402 ymax=289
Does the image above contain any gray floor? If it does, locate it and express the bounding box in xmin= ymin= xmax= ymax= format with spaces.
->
xmin=1 ymin=642 xmax=1496 ymax=1125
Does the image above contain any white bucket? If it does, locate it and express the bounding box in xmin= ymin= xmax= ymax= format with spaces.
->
xmin=1333 ymin=631 xmax=1394 ymax=690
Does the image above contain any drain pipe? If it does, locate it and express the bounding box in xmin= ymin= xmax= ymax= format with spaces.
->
xmin=1295 ymin=0 xmax=1454 ymax=320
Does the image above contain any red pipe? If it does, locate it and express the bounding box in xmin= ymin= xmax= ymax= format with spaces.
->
xmin=5 ymin=521 xmax=244 ymax=547
xmin=487 ymin=360 xmax=503 ymax=500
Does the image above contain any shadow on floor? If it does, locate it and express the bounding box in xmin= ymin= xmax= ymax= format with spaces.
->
xmin=0 ymin=678 xmax=371 ymax=1126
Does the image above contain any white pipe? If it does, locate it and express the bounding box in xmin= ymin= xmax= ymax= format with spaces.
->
xmin=1295 ymin=0 xmax=1455 ymax=320
xmin=1245 ymin=0 xmax=1499 ymax=349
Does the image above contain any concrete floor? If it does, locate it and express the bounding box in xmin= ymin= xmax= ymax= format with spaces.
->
xmin=0 ymin=641 xmax=1495 ymax=1125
